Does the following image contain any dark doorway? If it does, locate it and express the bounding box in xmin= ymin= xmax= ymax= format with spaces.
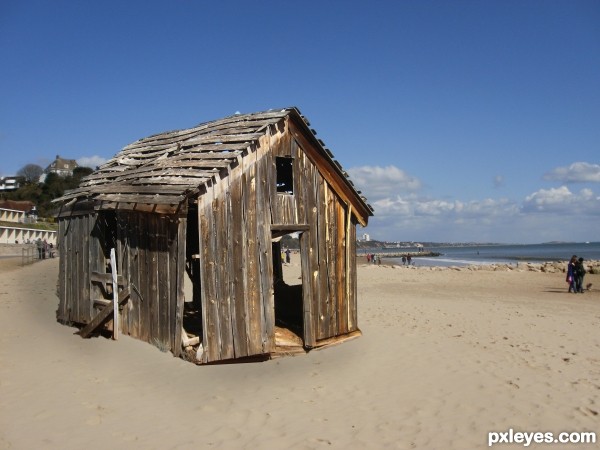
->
xmin=183 ymin=203 xmax=203 ymax=344
xmin=272 ymin=232 xmax=304 ymax=347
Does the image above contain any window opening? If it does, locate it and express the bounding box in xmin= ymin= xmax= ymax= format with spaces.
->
xmin=276 ymin=157 xmax=294 ymax=194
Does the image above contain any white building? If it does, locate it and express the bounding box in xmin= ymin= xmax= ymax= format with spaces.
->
xmin=45 ymin=155 xmax=79 ymax=177
xmin=0 ymin=208 xmax=55 ymax=245
xmin=0 ymin=176 xmax=19 ymax=191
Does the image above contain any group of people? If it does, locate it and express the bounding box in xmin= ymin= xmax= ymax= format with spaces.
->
xmin=35 ymin=238 xmax=54 ymax=259
xmin=566 ymin=255 xmax=587 ymax=293
xmin=366 ymin=253 xmax=380 ymax=265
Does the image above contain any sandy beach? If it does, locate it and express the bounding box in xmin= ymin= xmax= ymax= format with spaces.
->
xmin=1 ymin=256 xmax=599 ymax=449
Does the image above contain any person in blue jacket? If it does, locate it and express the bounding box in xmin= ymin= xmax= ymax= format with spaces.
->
xmin=566 ymin=255 xmax=577 ymax=293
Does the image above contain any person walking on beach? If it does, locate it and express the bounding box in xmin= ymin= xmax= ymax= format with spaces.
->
xmin=574 ymin=257 xmax=586 ymax=293
xmin=36 ymin=238 xmax=43 ymax=260
xmin=566 ymin=255 xmax=577 ymax=293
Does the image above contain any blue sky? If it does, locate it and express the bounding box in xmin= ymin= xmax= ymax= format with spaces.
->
xmin=1 ymin=0 xmax=599 ymax=244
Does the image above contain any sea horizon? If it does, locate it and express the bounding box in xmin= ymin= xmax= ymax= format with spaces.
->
xmin=370 ymin=241 xmax=600 ymax=267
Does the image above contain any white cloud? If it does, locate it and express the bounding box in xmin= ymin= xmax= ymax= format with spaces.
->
xmin=363 ymin=184 xmax=599 ymax=243
xmin=347 ymin=165 xmax=422 ymax=200
xmin=374 ymin=195 xmax=518 ymax=219
xmin=543 ymin=162 xmax=600 ymax=183
xmin=77 ymin=155 xmax=107 ymax=169
xmin=522 ymin=186 xmax=600 ymax=214
xmin=493 ymin=175 xmax=504 ymax=188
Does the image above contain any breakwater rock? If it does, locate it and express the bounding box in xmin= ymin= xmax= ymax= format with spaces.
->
xmin=364 ymin=259 xmax=600 ymax=274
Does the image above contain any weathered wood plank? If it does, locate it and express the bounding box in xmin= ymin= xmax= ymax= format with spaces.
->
xmin=125 ymin=111 xmax=288 ymax=150
xmin=129 ymin=177 xmax=211 ymax=186
xmin=78 ymin=287 xmax=131 ymax=338
xmin=76 ymin=184 xmax=191 ymax=195
xmin=128 ymin=213 xmax=141 ymax=339
xmin=198 ymin=183 xmax=219 ymax=362
xmin=316 ymin=175 xmax=331 ymax=339
xmin=349 ymin=216 xmax=358 ymax=331
xmin=72 ymin=216 xmax=80 ymax=323
xmin=305 ymin=159 xmax=320 ymax=343
xmin=230 ymin=176 xmax=249 ymax=358
xmin=117 ymin=213 xmax=129 ymax=336
xmin=172 ymin=215 xmax=186 ymax=357
xmin=215 ymin=177 xmax=234 ymax=360
xmin=336 ymin=199 xmax=348 ymax=335
xmin=153 ymin=159 xmax=232 ymax=170
xmin=256 ymin=150 xmax=275 ymax=353
xmin=121 ymin=112 xmax=285 ymax=149
xmin=271 ymin=224 xmax=310 ymax=232
xmin=326 ymin=185 xmax=338 ymax=337
xmin=292 ymin=139 xmax=307 ymax=225
xmin=56 ymin=220 xmax=68 ymax=322
xmin=157 ymin=217 xmax=170 ymax=350
xmin=148 ymin=215 xmax=160 ymax=344
xmin=90 ymin=271 xmax=125 ymax=284
xmin=245 ymin=154 xmax=263 ymax=355
xmin=83 ymin=167 xmax=218 ymax=183
xmin=82 ymin=215 xmax=91 ymax=325
xmin=138 ymin=214 xmax=150 ymax=343
xmin=94 ymin=193 xmax=185 ymax=205
xmin=110 ymin=248 xmax=119 ymax=340
xmin=117 ymin=146 xmax=245 ymax=161
xmin=264 ymin=127 xmax=277 ymax=225
xmin=313 ymin=329 xmax=362 ymax=349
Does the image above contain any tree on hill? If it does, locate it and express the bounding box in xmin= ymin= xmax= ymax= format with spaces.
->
xmin=17 ymin=164 xmax=44 ymax=183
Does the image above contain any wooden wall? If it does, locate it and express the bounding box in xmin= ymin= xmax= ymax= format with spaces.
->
xmin=196 ymin=117 xmax=360 ymax=362
xmin=57 ymin=214 xmax=93 ymax=325
xmin=57 ymin=210 xmax=186 ymax=356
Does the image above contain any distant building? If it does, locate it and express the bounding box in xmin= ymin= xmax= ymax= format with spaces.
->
xmin=0 ymin=176 xmax=20 ymax=191
xmin=0 ymin=209 xmax=55 ymax=244
xmin=362 ymin=233 xmax=370 ymax=242
xmin=45 ymin=155 xmax=78 ymax=177
xmin=0 ymin=200 xmax=34 ymax=213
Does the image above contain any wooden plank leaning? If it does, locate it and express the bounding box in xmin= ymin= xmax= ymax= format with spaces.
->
xmin=111 ymin=248 xmax=119 ymax=340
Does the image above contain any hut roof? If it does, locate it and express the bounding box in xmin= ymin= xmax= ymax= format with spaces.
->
xmin=55 ymin=107 xmax=373 ymax=219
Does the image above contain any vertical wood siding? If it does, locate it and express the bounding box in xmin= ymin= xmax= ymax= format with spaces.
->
xmin=58 ymin=210 xmax=184 ymax=354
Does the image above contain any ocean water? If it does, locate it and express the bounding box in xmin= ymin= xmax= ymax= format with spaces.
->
xmin=381 ymin=242 xmax=600 ymax=267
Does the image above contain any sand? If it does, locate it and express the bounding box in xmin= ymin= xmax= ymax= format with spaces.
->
xmin=1 ymin=257 xmax=599 ymax=449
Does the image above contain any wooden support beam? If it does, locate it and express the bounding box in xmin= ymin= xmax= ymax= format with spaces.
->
xmin=90 ymin=271 xmax=124 ymax=285
xmin=78 ymin=287 xmax=131 ymax=338
xmin=271 ymin=224 xmax=310 ymax=232
xmin=313 ymin=329 xmax=362 ymax=350
xmin=93 ymin=298 xmax=111 ymax=308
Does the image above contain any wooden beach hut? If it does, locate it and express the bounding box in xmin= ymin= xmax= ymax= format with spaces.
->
xmin=54 ymin=107 xmax=373 ymax=364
